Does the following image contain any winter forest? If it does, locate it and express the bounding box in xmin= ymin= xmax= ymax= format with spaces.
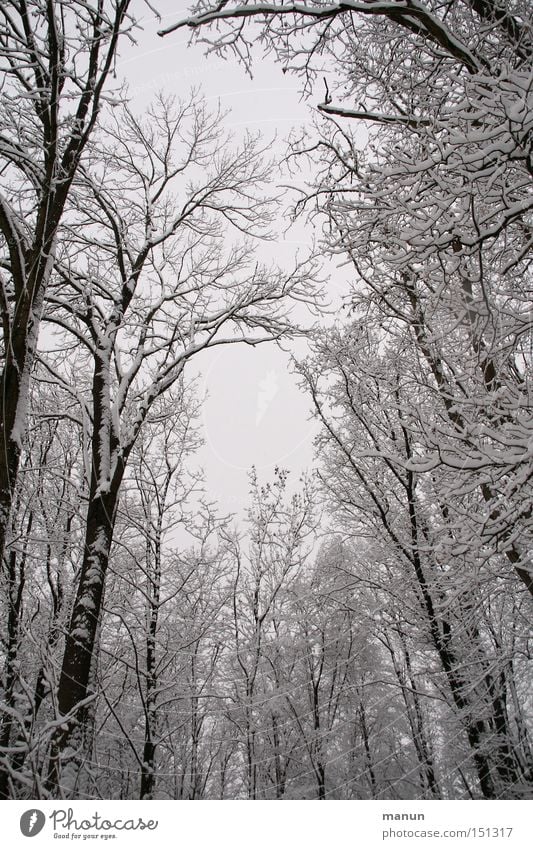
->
xmin=0 ymin=0 xmax=532 ymax=802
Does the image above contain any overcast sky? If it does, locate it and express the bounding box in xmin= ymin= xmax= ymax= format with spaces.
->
xmin=114 ymin=1 xmax=346 ymax=517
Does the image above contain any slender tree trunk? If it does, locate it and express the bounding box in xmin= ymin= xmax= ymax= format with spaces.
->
xmin=9 ymin=512 xmax=69 ymax=790
xmin=385 ymin=630 xmax=440 ymax=799
xmin=311 ymin=682 xmax=326 ymax=800
xmin=358 ymin=700 xmax=377 ymax=799
xmin=245 ymin=703 xmax=256 ymax=800
xmin=140 ymin=622 xmax=158 ymax=800
xmin=140 ymin=531 xmax=161 ymax=800
xmin=403 ymin=460 xmax=497 ymax=798
xmin=189 ymin=690 xmax=201 ymax=800
xmin=403 ymin=645 xmax=440 ymax=799
xmin=458 ymin=591 xmax=524 ymax=794
xmin=0 ymin=550 xmax=25 ymax=798
xmin=140 ymin=726 xmax=156 ymax=799
xmin=406 ymin=283 xmax=533 ymax=599
xmin=271 ymin=714 xmax=286 ymax=798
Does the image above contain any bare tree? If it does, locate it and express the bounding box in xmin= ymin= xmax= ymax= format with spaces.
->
xmin=297 ymin=321 xmax=533 ymax=797
xmin=0 ymin=373 xmax=87 ymax=798
xmin=0 ymin=0 xmax=137 ymax=566
xmin=160 ymin=0 xmax=533 ymax=597
xmin=88 ymin=401 xmax=230 ymax=800
xmin=40 ymin=93 xmax=317 ymax=795
xmin=221 ymin=469 xmax=317 ymax=798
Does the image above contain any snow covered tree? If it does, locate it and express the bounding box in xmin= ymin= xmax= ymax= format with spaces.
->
xmin=40 ymin=93 xmax=317 ymax=795
xmin=0 ymin=0 xmax=136 ymax=568
xmin=161 ymin=0 xmax=533 ymax=596
xmin=0 ymin=372 xmax=87 ymax=798
xmin=92 ymin=415 xmax=230 ymax=800
xmin=297 ymin=320 xmax=533 ymax=797
xmin=221 ymin=469 xmax=317 ymax=798
xmin=3 ymin=0 xmax=531 ymax=803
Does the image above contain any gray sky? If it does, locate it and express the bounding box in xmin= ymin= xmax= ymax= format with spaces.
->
xmin=116 ymin=1 xmax=345 ymax=517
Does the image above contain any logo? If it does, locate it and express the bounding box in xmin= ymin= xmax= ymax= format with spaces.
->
xmin=256 ymin=369 xmax=279 ymax=425
xmin=20 ymin=810 xmax=46 ymax=837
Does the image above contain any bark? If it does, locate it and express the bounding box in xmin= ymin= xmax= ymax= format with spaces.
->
xmin=0 ymin=549 xmax=26 ymax=798
xmin=139 ymin=518 xmax=162 ymax=800
xmin=47 ymin=349 xmax=126 ymax=796
xmin=0 ymin=279 xmax=48 ymax=565
xmin=47 ymin=482 xmax=121 ymax=796
xmin=358 ymin=700 xmax=377 ymax=799
xmin=139 ymin=587 xmax=159 ymax=800
xmin=311 ymin=680 xmax=326 ymax=800
xmin=271 ymin=714 xmax=286 ymax=798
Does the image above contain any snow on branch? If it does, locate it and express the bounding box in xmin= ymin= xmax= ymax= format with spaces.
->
xmin=159 ymin=0 xmax=482 ymax=73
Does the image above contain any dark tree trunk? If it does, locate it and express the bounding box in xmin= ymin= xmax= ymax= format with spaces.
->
xmin=358 ymin=700 xmax=377 ymax=799
xmin=140 ymin=557 xmax=161 ymax=800
xmin=0 ymin=275 xmax=48 ymax=565
xmin=0 ymin=549 xmax=26 ymax=798
xmin=403 ymin=459 xmax=497 ymax=798
xmin=47 ymin=480 xmax=121 ymax=796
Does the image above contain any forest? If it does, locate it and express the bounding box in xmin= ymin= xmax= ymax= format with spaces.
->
xmin=0 ymin=0 xmax=532 ymax=800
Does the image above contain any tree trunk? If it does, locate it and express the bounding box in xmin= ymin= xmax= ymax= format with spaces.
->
xmin=47 ymin=482 xmax=121 ymax=796
xmin=0 ymin=276 xmax=48 ymax=564
xmin=0 ymin=550 xmax=25 ymax=798
xmin=358 ymin=700 xmax=377 ymax=799
xmin=140 ymin=557 xmax=161 ymax=800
